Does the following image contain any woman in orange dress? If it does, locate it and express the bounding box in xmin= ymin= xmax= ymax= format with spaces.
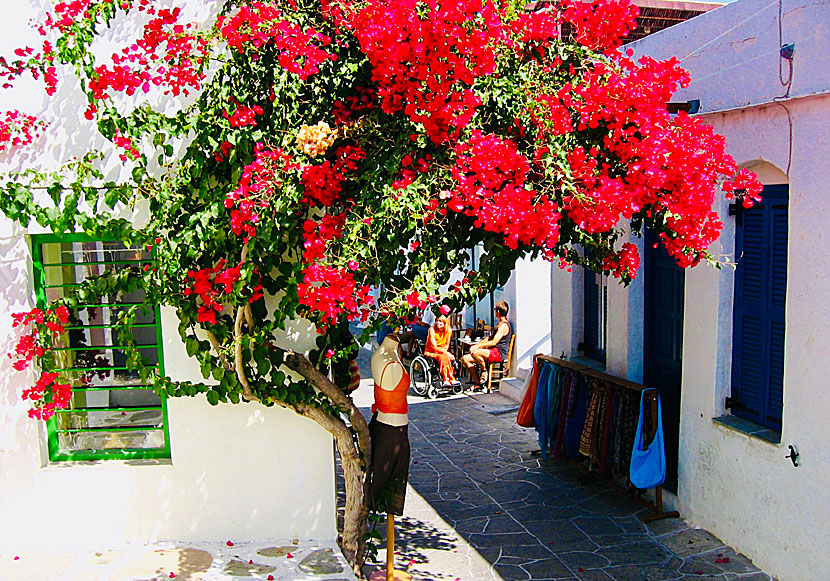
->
xmin=424 ymin=315 xmax=458 ymax=386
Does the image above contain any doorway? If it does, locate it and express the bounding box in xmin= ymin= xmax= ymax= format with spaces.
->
xmin=643 ymin=230 xmax=684 ymax=493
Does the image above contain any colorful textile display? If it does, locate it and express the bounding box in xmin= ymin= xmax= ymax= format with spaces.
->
xmin=518 ymin=356 xmax=664 ymax=489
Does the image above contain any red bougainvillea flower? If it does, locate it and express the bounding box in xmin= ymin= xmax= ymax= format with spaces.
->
xmin=723 ymin=168 xmax=763 ymax=208
xmin=217 ymin=3 xmax=335 ymax=80
xmin=449 ymin=131 xmax=561 ymax=253
xmin=0 ymin=110 xmax=46 ymax=153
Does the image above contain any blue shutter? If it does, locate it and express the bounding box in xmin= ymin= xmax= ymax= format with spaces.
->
xmin=731 ymin=185 xmax=788 ymax=430
xmin=766 ymin=199 xmax=788 ymax=425
xmin=584 ymin=269 xmax=599 ymax=352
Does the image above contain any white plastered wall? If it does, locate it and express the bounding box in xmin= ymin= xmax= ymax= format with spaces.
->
xmin=512 ymin=1 xmax=830 ymax=577
xmin=627 ymin=1 xmax=830 ymax=577
xmin=676 ymin=96 xmax=830 ymax=581
xmin=0 ymin=2 xmax=336 ymax=550
xmin=505 ymin=256 xmax=553 ymax=379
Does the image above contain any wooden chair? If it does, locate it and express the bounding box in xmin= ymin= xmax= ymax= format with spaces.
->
xmin=486 ymin=334 xmax=515 ymax=393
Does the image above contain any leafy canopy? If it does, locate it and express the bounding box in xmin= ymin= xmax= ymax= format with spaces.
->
xmin=1 ymin=0 xmax=761 ymax=417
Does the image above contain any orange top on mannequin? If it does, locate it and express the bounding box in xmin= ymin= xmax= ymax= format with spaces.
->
xmin=370 ymin=335 xmax=409 ymax=426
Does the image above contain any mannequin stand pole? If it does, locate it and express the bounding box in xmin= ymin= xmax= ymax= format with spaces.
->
xmin=368 ymin=513 xmax=411 ymax=581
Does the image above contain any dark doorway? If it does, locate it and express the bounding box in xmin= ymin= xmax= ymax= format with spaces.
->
xmin=643 ymin=229 xmax=684 ymax=493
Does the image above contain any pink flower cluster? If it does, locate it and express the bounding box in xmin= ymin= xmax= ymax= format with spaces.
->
xmin=0 ymin=110 xmax=46 ymax=153
xmin=113 ymin=130 xmax=140 ymax=161
xmin=561 ymin=0 xmax=639 ymax=53
xmin=297 ymin=264 xmax=374 ymax=331
xmin=22 ymin=372 xmax=72 ymax=421
xmin=300 ymin=145 xmax=366 ymax=207
xmin=40 ymin=0 xmax=95 ymax=35
xmin=223 ymin=98 xmax=264 ymax=128
xmin=543 ymin=55 xmax=754 ymax=268
xmin=449 ymin=131 xmax=561 ymax=252
xmin=8 ymin=306 xmax=73 ymax=421
xmin=182 ymin=260 xmax=263 ymax=325
xmin=508 ymin=10 xmax=561 ymax=55
xmin=722 ymin=168 xmax=763 ymax=208
xmin=217 ymin=3 xmax=335 ymax=80
xmin=302 ymin=213 xmax=347 ymax=263
xmin=9 ymin=307 xmax=70 ymax=371
xmin=353 ymin=0 xmax=501 ymax=144
xmin=0 ymin=41 xmax=57 ymax=95
xmin=226 ymin=145 xmax=297 ymax=240
xmin=602 ymin=242 xmax=640 ymax=280
xmin=302 ymin=162 xmax=342 ymax=207
xmin=87 ymin=6 xmax=209 ymax=103
xmin=332 ymin=87 xmax=375 ymax=125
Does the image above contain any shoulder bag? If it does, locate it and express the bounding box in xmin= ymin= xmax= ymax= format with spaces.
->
xmin=629 ymin=389 xmax=666 ymax=489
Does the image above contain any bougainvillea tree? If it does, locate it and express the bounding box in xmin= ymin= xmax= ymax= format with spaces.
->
xmin=0 ymin=0 xmax=760 ymax=572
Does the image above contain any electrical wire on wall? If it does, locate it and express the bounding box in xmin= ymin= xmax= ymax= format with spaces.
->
xmin=776 ymin=0 xmax=794 ymax=98
xmin=774 ymin=0 xmax=795 ymax=176
xmin=678 ymin=0 xmax=779 ymax=63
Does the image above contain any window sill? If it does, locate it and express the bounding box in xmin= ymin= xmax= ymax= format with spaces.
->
xmin=44 ymin=457 xmax=172 ymax=469
xmin=713 ymin=415 xmax=781 ymax=444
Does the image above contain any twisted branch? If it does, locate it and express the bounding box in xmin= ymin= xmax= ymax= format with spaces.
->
xmin=205 ymin=329 xmax=232 ymax=369
xmin=234 ymin=306 xmax=260 ymax=402
xmin=282 ymin=351 xmax=371 ymax=465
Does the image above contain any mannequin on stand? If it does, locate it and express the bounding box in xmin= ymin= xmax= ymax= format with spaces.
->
xmin=369 ymin=334 xmax=412 ymax=581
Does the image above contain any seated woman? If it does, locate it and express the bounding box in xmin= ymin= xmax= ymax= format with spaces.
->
xmin=462 ymin=300 xmax=512 ymax=389
xmin=424 ymin=315 xmax=459 ymax=386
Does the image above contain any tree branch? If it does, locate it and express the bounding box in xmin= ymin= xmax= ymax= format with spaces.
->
xmin=205 ymin=329 xmax=232 ymax=370
xmin=282 ymin=350 xmax=371 ymax=466
xmin=234 ymin=305 xmax=260 ymax=402
xmin=294 ymin=402 xmax=369 ymax=574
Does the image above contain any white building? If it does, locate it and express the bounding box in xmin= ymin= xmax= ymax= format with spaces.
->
xmin=506 ymin=0 xmax=830 ymax=578
xmin=0 ymin=4 xmax=337 ymax=552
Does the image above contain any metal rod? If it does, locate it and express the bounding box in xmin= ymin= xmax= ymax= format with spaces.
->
xmin=386 ymin=513 xmax=395 ymax=581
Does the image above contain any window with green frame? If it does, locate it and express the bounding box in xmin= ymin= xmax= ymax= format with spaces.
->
xmin=32 ymin=234 xmax=171 ymax=461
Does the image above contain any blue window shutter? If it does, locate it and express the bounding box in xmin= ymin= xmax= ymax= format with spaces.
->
xmin=765 ymin=199 xmax=788 ymax=426
xmin=583 ymin=267 xmax=606 ymax=363
xmin=584 ymin=270 xmax=599 ymax=350
xmin=731 ymin=185 xmax=788 ymax=430
xmin=733 ymin=208 xmax=767 ymax=421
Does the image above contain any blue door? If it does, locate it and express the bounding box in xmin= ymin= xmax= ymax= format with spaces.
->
xmin=731 ymin=185 xmax=788 ymax=430
xmin=644 ymin=229 xmax=684 ymax=494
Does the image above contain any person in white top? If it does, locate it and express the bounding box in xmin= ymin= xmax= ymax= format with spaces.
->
xmin=398 ymin=307 xmax=434 ymax=358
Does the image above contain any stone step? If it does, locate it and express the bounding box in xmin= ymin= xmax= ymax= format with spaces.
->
xmin=498 ymin=376 xmax=526 ymax=404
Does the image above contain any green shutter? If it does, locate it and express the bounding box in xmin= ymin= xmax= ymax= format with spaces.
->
xmin=32 ymin=235 xmax=171 ymax=462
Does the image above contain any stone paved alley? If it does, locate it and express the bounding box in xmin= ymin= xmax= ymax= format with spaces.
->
xmin=0 ymin=345 xmax=777 ymax=581
xmin=352 ymin=341 xmax=777 ymax=581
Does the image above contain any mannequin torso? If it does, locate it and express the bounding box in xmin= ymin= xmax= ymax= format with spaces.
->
xmin=370 ymin=335 xmax=409 ymax=427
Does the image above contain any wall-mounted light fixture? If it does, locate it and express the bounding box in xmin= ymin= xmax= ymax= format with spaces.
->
xmin=666 ymin=100 xmax=701 ymax=114
xmin=780 ymin=43 xmax=795 ymax=60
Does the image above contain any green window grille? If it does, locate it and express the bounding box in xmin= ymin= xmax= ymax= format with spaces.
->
xmin=32 ymin=234 xmax=171 ymax=462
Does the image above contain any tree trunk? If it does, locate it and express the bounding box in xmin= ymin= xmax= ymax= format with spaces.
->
xmin=284 ymin=351 xmax=372 ymax=577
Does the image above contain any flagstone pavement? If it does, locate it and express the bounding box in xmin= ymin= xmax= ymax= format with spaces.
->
xmin=351 ymin=343 xmax=777 ymax=581
xmin=0 ymin=339 xmax=778 ymax=581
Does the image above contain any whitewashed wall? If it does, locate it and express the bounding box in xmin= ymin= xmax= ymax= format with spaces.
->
xmin=505 ymin=256 xmax=553 ymax=378
xmin=0 ymin=2 xmax=336 ymax=550
xmin=631 ymin=2 xmax=830 ymax=579
xmin=510 ymin=0 xmax=830 ymax=578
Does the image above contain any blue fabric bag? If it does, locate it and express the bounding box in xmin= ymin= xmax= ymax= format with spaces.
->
xmin=629 ymin=389 xmax=666 ymax=489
